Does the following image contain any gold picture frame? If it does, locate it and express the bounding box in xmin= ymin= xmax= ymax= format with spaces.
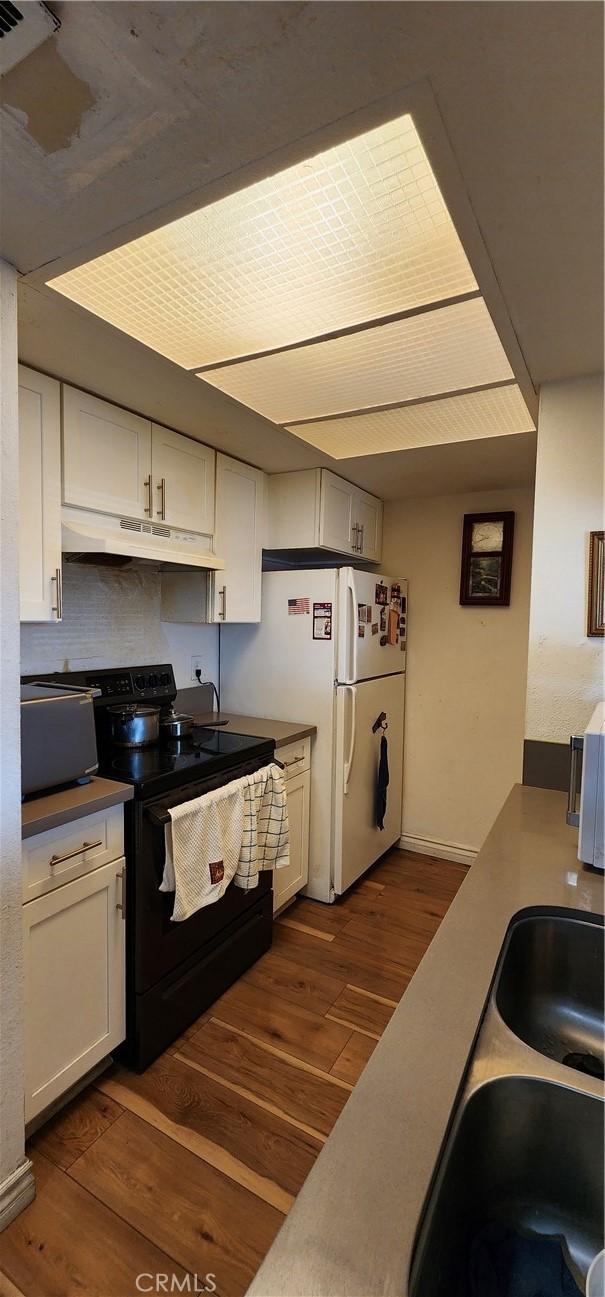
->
xmin=587 ymin=531 xmax=604 ymax=637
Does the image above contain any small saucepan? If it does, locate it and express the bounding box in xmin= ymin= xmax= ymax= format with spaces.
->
xmin=159 ymin=708 xmax=195 ymax=741
xmin=107 ymin=703 xmax=160 ymax=749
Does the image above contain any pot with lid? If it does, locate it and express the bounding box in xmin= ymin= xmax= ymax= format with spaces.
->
xmin=159 ymin=707 xmax=194 ymax=741
xmin=107 ymin=703 xmax=160 ymax=749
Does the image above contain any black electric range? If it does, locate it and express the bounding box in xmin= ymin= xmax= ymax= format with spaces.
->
xmin=27 ymin=664 xmax=275 ymax=1070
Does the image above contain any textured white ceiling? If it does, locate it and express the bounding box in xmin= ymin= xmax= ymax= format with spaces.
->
xmin=2 ymin=2 xmax=602 ymax=384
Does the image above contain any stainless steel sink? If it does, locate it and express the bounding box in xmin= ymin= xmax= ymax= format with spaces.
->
xmin=410 ymin=1077 xmax=603 ymax=1296
xmin=410 ymin=909 xmax=605 ymax=1297
xmin=495 ymin=912 xmax=604 ymax=1076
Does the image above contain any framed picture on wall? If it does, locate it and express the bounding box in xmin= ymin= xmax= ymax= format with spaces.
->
xmin=587 ymin=530 xmax=604 ymax=637
xmin=459 ymin=511 xmax=515 ymax=607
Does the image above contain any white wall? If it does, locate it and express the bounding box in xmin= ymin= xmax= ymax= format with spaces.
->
xmin=0 ymin=260 xmax=34 ymax=1223
xmin=21 ymin=564 xmax=218 ymax=688
xmin=525 ymin=374 xmax=604 ymax=743
xmin=382 ymin=486 xmax=534 ymax=858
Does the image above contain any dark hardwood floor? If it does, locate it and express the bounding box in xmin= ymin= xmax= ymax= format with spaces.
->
xmin=0 ymin=849 xmax=467 ymax=1297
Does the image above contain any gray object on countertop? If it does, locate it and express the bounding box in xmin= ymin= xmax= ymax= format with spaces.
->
xmin=21 ymin=684 xmax=99 ymax=797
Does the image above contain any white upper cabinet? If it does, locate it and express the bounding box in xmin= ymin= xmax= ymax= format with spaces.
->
xmin=319 ymin=470 xmax=356 ymax=553
xmin=268 ymin=468 xmax=383 ymax=562
xmin=212 ymin=454 xmax=264 ymax=622
xmin=19 ymin=365 xmax=62 ymax=623
xmin=151 ymin=423 xmax=215 ymax=535
xmin=63 ymin=386 xmax=152 ymax=520
xmin=161 ymin=453 xmax=265 ymax=625
xmin=62 ymin=386 xmax=216 ymax=535
xmin=354 ymin=488 xmax=383 ymax=563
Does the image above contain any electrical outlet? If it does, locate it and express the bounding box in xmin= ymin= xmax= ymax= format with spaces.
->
xmin=190 ymin=657 xmax=205 ymax=682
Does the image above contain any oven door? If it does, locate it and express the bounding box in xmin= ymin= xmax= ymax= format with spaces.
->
xmin=132 ymin=755 xmax=273 ymax=994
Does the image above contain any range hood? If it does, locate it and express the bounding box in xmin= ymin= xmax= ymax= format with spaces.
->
xmin=61 ymin=508 xmax=225 ymax=571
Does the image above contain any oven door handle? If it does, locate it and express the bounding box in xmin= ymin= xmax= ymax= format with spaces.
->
xmin=146 ymin=806 xmax=171 ymax=828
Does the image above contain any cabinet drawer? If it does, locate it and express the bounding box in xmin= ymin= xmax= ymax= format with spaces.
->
xmin=278 ymin=736 xmax=311 ymax=779
xmin=23 ymin=805 xmax=124 ymax=901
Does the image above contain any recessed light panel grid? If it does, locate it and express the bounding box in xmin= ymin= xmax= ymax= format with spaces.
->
xmin=285 ymin=384 xmax=535 ymax=458
xmin=48 ymin=113 xmax=477 ymax=369
xmin=199 ymin=298 xmax=513 ymax=424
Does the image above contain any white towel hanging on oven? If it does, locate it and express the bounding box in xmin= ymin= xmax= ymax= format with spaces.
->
xmin=161 ymin=763 xmax=289 ymax=921
xmin=161 ymin=778 xmax=246 ymax=921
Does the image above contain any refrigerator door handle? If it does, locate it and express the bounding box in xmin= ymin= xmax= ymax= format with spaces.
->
xmin=343 ymin=685 xmax=357 ymax=794
xmin=343 ymin=571 xmax=358 ymax=684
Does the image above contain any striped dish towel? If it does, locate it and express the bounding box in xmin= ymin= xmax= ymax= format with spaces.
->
xmin=236 ymin=763 xmax=290 ymax=890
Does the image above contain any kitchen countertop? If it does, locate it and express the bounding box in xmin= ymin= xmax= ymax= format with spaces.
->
xmin=191 ymin=712 xmax=316 ymax=749
xmin=22 ymin=776 xmax=134 ymax=839
xmin=247 ymin=784 xmax=605 ymax=1297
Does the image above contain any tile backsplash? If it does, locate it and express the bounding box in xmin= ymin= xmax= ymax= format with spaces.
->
xmin=20 ymin=563 xmax=218 ymax=689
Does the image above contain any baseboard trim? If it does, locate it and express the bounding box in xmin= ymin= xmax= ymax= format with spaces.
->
xmin=399 ymin=834 xmax=477 ymax=867
xmin=0 ymin=1159 xmax=35 ymax=1232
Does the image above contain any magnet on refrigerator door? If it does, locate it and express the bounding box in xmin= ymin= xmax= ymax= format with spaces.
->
xmin=313 ymin=602 xmax=332 ymax=640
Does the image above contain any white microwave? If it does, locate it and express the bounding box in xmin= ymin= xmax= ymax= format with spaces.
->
xmin=567 ymin=702 xmax=605 ymax=869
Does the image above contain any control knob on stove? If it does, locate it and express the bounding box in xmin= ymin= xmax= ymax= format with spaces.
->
xmin=147 ymin=672 xmax=158 ymax=688
xmin=133 ymin=674 xmax=145 ymax=691
xmin=160 ymin=672 xmax=170 ymax=686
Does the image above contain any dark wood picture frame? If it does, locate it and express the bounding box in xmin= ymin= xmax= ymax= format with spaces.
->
xmin=459 ymin=511 xmax=515 ymax=607
xmin=587 ymin=530 xmax=604 ymax=637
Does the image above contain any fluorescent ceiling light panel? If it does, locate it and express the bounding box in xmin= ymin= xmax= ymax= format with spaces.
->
xmin=198 ymin=297 xmax=513 ymax=424
xmin=285 ymin=384 xmax=535 ymax=459
xmin=47 ymin=114 xmax=476 ymax=369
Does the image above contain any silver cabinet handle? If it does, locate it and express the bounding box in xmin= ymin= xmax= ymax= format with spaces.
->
xmin=358 ymin=523 xmax=365 ymax=554
xmin=566 ymin=735 xmax=584 ymax=827
xmin=351 ymin=523 xmax=360 ymax=552
xmin=144 ymin=476 xmax=153 ymax=516
xmin=283 ymin=755 xmax=304 ymax=767
xmin=218 ymin=584 xmax=227 ymax=620
xmin=49 ymin=838 xmax=103 ymax=868
xmin=157 ymin=477 xmax=166 ymax=520
xmin=51 ymin=567 xmax=62 ymax=620
xmin=116 ymin=865 xmax=126 ymax=919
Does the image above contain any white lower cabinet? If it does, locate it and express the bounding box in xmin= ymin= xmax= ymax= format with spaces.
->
xmin=24 ymin=857 xmax=126 ymax=1123
xmin=273 ymin=739 xmax=311 ymax=914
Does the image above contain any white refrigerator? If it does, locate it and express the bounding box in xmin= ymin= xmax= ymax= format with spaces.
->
xmin=220 ymin=568 xmax=407 ymax=903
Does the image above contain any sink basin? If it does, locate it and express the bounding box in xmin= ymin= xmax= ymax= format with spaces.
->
xmin=410 ymin=1077 xmax=604 ymax=1296
xmin=495 ymin=913 xmax=604 ymax=1075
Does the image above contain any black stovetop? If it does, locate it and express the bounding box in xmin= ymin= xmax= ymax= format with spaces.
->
xmin=98 ymin=726 xmax=274 ymax=798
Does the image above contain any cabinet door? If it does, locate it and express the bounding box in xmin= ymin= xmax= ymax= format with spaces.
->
xmin=63 ymin=386 xmax=152 ymax=519
xmin=212 ymin=454 xmax=264 ymax=622
xmin=319 ymin=470 xmax=356 ymax=554
xmin=151 ymin=424 xmax=215 ymax=535
xmin=355 ymin=490 xmax=383 ymax=562
xmin=19 ymin=366 xmax=62 ymax=623
xmin=273 ymin=770 xmax=310 ymax=914
xmin=24 ymin=859 xmax=126 ymax=1122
